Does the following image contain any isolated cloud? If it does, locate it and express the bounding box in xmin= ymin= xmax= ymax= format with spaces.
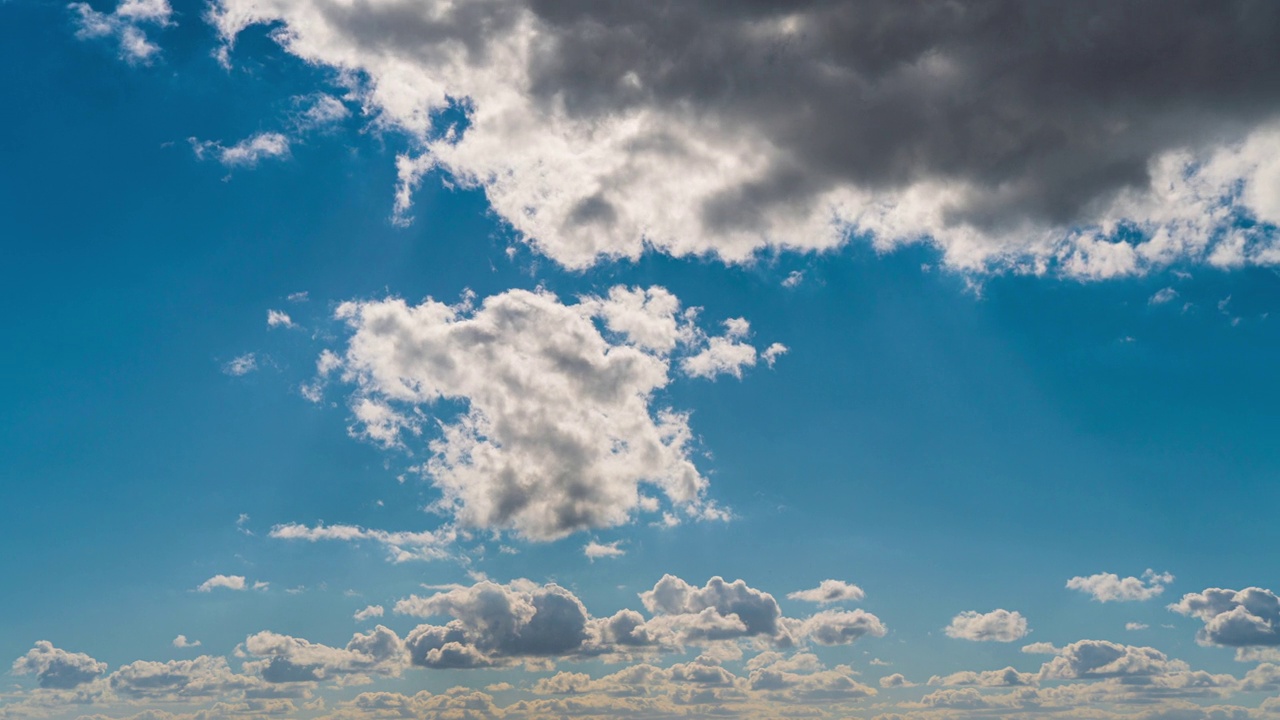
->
xmin=221 ymin=353 xmax=257 ymax=376
xmin=1067 ymin=570 xmax=1174 ymax=602
xmin=583 ymin=540 xmax=625 ymax=561
xmin=327 ymin=286 xmax=770 ymax=540
xmin=945 ymin=609 xmax=1029 ymax=642
xmin=172 ymin=635 xmax=202 ymax=649
xmin=786 ymin=579 xmax=866 ymax=605
xmin=69 ymin=0 xmax=171 ymax=64
xmin=196 ymin=574 xmax=246 ymax=592
xmin=205 ymin=0 xmax=1280 ymax=275
xmin=12 ymin=642 xmax=107 ymax=689
xmin=269 ymin=522 xmax=455 ymax=562
xmin=266 ymin=310 xmax=295 ymax=328
xmin=1170 ymin=587 xmax=1280 ymax=647
xmin=192 ymin=133 xmax=290 ymax=168
xmin=354 ymin=605 xmax=385 ymax=623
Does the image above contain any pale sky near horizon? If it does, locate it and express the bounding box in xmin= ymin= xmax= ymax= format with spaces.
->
xmin=6 ymin=2 xmax=1280 ymax=719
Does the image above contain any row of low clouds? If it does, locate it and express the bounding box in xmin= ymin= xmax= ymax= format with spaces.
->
xmin=83 ymin=0 xmax=1269 ymax=277
xmin=15 ymin=580 xmax=1280 ymax=718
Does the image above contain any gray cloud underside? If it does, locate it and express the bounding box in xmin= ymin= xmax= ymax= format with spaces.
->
xmin=210 ymin=0 xmax=1280 ymax=274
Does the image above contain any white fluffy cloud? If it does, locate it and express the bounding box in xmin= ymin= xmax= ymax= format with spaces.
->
xmin=1067 ymin=569 xmax=1174 ymax=602
xmin=945 ymin=609 xmax=1030 ymax=642
xmin=354 ymin=605 xmax=385 ymax=623
xmin=201 ymin=1 xmax=1280 ymax=276
xmin=196 ymin=574 xmax=246 ymax=592
xmin=11 ymin=641 xmax=107 ymax=689
xmin=324 ymin=286 xmax=773 ymax=540
xmin=1170 ymin=587 xmax=1280 ymax=647
xmin=786 ymin=579 xmax=866 ymax=605
xmin=172 ymin=635 xmax=202 ymax=649
xmin=583 ymin=540 xmax=625 ymax=561
xmin=69 ymin=0 xmax=171 ymax=64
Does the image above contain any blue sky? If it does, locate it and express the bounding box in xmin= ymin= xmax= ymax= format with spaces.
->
xmin=6 ymin=2 xmax=1280 ymax=719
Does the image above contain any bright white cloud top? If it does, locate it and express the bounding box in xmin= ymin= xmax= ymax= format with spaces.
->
xmin=945 ymin=609 xmax=1030 ymax=643
xmin=318 ymin=286 xmax=772 ymax=540
xmin=1066 ymin=569 xmax=1175 ymax=602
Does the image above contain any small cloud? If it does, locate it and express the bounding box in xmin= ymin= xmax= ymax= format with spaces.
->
xmin=172 ymin=635 xmax=201 ymax=648
xmin=782 ymin=270 xmax=804 ymax=288
xmin=196 ymin=574 xmax=246 ymax=592
xmin=1125 ymin=622 xmax=1149 ymax=631
xmin=252 ymin=580 xmax=269 ymax=591
xmin=236 ymin=513 xmax=252 ymax=535
xmin=584 ymin=539 xmax=625 ymax=561
xmin=870 ymin=658 xmax=891 ymax=666
xmin=267 ymin=309 xmax=295 ymax=328
xmin=69 ymin=0 xmax=172 ymax=65
xmin=192 ymin=132 xmax=291 ymax=169
xmin=222 ymin=353 xmax=257 ymax=376
xmin=1149 ymin=287 xmax=1178 ymax=305
xmin=879 ymin=673 xmax=913 ymax=688
xmin=787 ymin=579 xmax=866 ymax=605
xmin=945 ymin=609 xmax=1029 ymax=642
xmin=287 ymin=291 xmax=309 ymax=303
xmin=353 ymin=605 xmax=384 ymax=622
xmin=1066 ymin=569 xmax=1173 ymax=602
xmin=762 ymin=342 xmax=788 ymax=368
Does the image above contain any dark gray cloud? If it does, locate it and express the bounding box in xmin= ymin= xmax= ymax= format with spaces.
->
xmin=211 ymin=0 xmax=1280 ymax=273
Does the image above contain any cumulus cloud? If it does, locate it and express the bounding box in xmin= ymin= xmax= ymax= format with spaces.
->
xmin=69 ymin=0 xmax=171 ymax=64
xmin=326 ymin=286 xmax=773 ymax=540
xmin=266 ymin=309 xmax=295 ymax=328
xmin=172 ymin=635 xmax=202 ymax=649
xmin=1170 ymin=587 xmax=1280 ymax=647
xmin=1068 ymin=569 xmax=1175 ymax=602
xmin=241 ymin=626 xmax=407 ymax=682
xmin=354 ymin=605 xmax=385 ymax=623
xmin=928 ymin=667 xmax=1037 ymax=687
xmin=205 ymin=1 xmax=1280 ymax=275
xmin=945 ymin=609 xmax=1030 ymax=642
xmin=583 ymin=540 xmax=625 ymax=561
xmin=109 ymin=656 xmax=260 ymax=699
xmin=786 ymin=579 xmax=866 ymax=605
xmin=11 ymin=641 xmax=107 ymax=689
xmin=196 ymin=574 xmax=247 ymax=592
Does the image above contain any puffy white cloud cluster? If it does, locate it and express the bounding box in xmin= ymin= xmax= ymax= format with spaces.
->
xmin=321 ymin=286 xmax=778 ymax=541
xmin=240 ymin=626 xmax=407 ymax=683
xmin=1067 ymin=569 xmax=1174 ymax=602
xmin=1170 ymin=587 xmax=1280 ymax=648
xmin=196 ymin=1 xmax=1280 ymax=277
xmin=69 ymin=0 xmax=171 ymax=64
xmin=945 ymin=609 xmax=1029 ymax=643
xmin=11 ymin=641 xmax=107 ymax=690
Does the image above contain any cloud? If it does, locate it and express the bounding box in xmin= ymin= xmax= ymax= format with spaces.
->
xmin=583 ymin=540 xmax=625 ymax=561
xmin=354 ymin=605 xmax=385 ymax=622
xmin=69 ymin=0 xmax=171 ymax=64
xmin=192 ymin=133 xmax=291 ymax=168
xmin=207 ymin=1 xmax=1280 ymax=275
xmin=172 ymin=635 xmax=202 ymax=649
xmin=1128 ymin=623 xmax=1151 ymax=631
xmin=945 ymin=609 xmax=1030 ymax=642
xmin=108 ymin=656 xmax=260 ymax=699
xmin=1067 ymin=570 xmax=1175 ymax=602
xmin=241 ymin=626 xmax=407 ymax=682
xmin=11 ymin=641 xmax=107 ymax=689
xmin=786 ymin=579 xmax=866 ymax=605
xmin=269 ymin=522 xmax=456 ymax=562
xmin=1150 ymin=287 xmax=1180 ymax=305
xmin=1036 ymin=639 xmax=1193 ymax=680
xmin=221 ymin=353 xmax=257 ymax=376
xmin=327 ymin=286 xmax=771 ymax=540
xmin=928 ymin=667 xmax=1037 ymax=687
xmin=196 ymin=574 xmax=247 ymax=592
xmin=879 ymin=673 xmax=911 ymax=688
xmin=267 ymin=310 xmax=295 ymax=328
xmin=1170 ymin=587 xmax=1280 ymax=647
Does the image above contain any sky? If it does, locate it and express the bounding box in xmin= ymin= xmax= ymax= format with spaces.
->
xmin=4 ymin=1 xmax=1280 ymax=719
